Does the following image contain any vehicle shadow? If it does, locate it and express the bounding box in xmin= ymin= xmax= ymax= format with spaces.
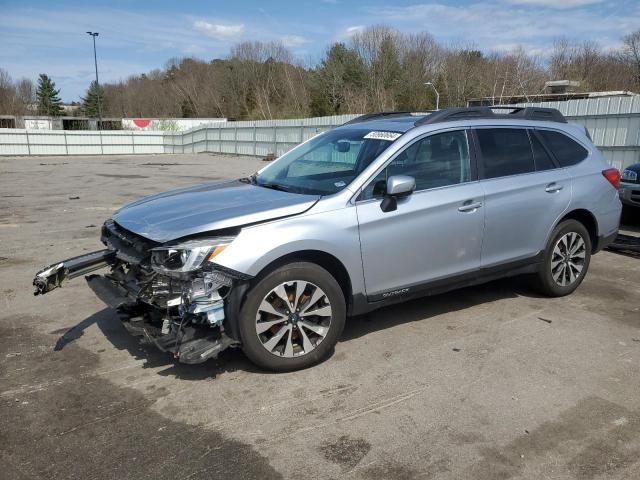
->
xmin=341 ymin=276 xmax=543 ymax=342
xmin=54 ymin=307 xmax=261 ymax=380
xmin=54 ymin=276 xmax=541 ymax=377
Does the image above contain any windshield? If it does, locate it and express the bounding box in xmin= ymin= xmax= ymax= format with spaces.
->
xmin=253 ymin=128 xmax=401 ymax=195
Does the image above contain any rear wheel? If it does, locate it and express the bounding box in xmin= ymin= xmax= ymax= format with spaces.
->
xmin=532 ymin=219 xmax=592 ymax=297
xmin=238 ymin=262 xmax=346 ymax=371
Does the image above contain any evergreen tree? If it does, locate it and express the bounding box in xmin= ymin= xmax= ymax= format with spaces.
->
xmin=36 ymin=74 xmax=64 ymax=116
xmin=81 ymin=81 xmax=104 ymax=117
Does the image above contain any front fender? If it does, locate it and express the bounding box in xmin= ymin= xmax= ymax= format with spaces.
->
xmin=212 ymin=206 xmax=366 ymax=299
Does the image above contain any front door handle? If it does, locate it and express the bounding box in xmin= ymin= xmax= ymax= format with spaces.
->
xmin=545 ymin=183 xmax=564 ymax=193
xmin=458 ymin=201 xmax=483 ymax=213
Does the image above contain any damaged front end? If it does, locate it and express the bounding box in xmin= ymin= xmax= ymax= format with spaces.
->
xmin=33 ymin=220 xmax=250 ymax=364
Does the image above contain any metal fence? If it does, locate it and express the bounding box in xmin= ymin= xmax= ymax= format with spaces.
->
xmin=1 ymin=101 xmax=639 ymax=169
xmin=163 ymin=114 xmax=358 ymax=157
xmin=0 ymin=129 xmax=165 ymax=156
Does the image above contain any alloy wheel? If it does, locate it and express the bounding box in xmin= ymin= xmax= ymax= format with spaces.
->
xmin=255 ymin=281 xmax=332 ymax=358
xmin=551 ymin=232 xmax=586 ymax=286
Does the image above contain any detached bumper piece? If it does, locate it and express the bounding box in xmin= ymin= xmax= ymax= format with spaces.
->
xmin=33 ymin=249 xmax=116 ymax=295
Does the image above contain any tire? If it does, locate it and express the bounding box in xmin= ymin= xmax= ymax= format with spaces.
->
xmin=532 ymin=219 xmax=592 ymax=297
xmin=238 ymin=262 xmax=346 ymax=372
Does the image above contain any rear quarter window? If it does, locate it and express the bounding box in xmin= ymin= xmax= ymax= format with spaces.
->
xmin=538 ymin=130 xmax=588 ymax=167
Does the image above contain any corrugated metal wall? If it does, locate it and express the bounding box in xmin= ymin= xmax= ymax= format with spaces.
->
xmin=515 ymin=96 xmax=640 ymax=170
xmin=163 ymin=114 xmax=359 ymax=157
xmin=1 ymin=103 xmax=638 ymax=169
xmin=0 ymin=129 xmax=165 ymax=156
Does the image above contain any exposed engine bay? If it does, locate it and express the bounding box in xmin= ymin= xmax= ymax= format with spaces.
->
xmin=33 ymin=220 xmax=249 ymax=364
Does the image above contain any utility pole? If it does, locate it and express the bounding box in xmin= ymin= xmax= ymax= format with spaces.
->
xmin=86 ymin=31 xmax=102 ymax=129
xmin=424 ymin=82 xmax=439 ymax=111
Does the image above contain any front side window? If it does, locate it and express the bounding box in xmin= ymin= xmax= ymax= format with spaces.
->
xmin=538 ymin=130 xmax=588 ymax=167
xmin=361 ymin=130 xmax=471 ymax=199
xmin=476 ymin=128 xmax=535 ymax=179
xmin=255 ymin=128 xmax=399 ymax=195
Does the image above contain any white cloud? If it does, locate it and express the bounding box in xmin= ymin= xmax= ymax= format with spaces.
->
xmin=372 ymin=2 xmax=640 ymax=53
xmin=346 ymin=25 xmax=365 ymax=35
xmin=193 ymin=21 xmax=245 ymax=40
xmin=505 ymin=0 xmax=602 ymax=8
xmin=280 ymin=35 xmax=307 ymax=47
xmin=340 ymin=25 xmax=366 ymax=39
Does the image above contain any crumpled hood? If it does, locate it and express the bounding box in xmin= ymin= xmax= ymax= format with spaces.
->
xmin=112 ymin=180 xmax=320 ymax=243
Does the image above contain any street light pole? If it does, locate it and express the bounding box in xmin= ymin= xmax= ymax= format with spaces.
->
xmin=86 ymin=31 xmax=102 ymax=129
xmin=424 ymin=82 xmax=439 ymax=111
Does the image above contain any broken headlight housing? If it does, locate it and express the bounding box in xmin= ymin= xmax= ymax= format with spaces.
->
xmin=151 ymin=237 xmax=235 ymax=276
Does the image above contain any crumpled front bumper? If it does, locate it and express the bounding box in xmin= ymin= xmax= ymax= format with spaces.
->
xmin=86 ymin=274 xmax=237 ymax=364
xmin=33 ymin=247 xmax=243 ymax=365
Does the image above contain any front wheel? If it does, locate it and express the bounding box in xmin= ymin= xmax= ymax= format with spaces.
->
xmin=531 ymin=219 xmax=592 ymax=297
xmin=238 ymin=262 xmax=346 ymax=371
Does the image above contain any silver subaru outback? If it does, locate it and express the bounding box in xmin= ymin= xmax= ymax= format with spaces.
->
xmin=33 ymin=107 xmax=622 ymax=371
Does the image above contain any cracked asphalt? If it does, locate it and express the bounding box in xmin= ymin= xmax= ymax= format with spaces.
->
xmin=1 ymin=154 xmax=639 ymax=479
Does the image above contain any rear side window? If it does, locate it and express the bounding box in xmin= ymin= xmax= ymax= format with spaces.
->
xmin=538 ymin=130 xmax=588 ymax=167
xmin=476 ymin=128 xmax=535 ymax=179
xmin=530 ymin=132 xmax=556 ymax=171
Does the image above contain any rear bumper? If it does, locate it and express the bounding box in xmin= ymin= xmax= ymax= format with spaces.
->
xmin=595 ymin=230 xmax=619 ymax=253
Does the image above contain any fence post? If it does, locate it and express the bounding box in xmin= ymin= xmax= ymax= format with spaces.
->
xmin=99 ymin=129 xmax=104 ymax=155
xmin=234 ymin=125 xmax=238 ymax=155
xmin=64 ymin=130 xmax=68 ymax=155
xmin=25 ymin=129 xmax=31 ymax=155
xmin=273 ymin=125 xmax=277 ymax=156
xmin=253 ymin=124 xmax=257 ymax=157
xmin=132 ymin=131 xmax=135 ymax=154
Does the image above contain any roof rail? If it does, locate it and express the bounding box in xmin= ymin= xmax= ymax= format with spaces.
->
xmin=413 ymin=106 xmax=567 ymax=126
xmin=343 ymin=111 xmax=416 ymax=125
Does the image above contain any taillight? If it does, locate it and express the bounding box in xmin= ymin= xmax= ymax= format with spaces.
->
xmin=602 ymin=168 xmax=620 ymax=189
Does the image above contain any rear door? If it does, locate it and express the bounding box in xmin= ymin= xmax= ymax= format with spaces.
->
xmin=356 ymin=129 xmax=485 ymax=299
xmin=474 ymin=127 xmax=572 ymax=268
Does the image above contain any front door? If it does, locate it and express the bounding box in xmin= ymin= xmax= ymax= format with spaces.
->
xmin=356 ymin=129 xmax=485 ymax=300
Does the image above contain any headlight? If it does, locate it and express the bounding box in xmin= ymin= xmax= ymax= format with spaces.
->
xmin=151 ymin=237 xmax=234 ymax=275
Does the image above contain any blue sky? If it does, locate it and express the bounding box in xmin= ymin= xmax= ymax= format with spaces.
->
xmin=1 ymin=0 xmax=639 ymax=101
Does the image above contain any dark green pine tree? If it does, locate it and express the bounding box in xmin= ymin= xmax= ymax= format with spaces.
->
xmin=81 ymin=81 xmax=104 ymax=118
xmin=36 ymin=74 xmax=64 ymax=116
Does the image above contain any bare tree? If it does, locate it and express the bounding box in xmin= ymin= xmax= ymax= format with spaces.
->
xmin=622 ymin=30 xmax=640 ymax=89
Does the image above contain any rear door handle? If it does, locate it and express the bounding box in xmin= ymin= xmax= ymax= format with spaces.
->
xmin=458 ymin=201 xmax=483 ymax=213
xmin=545 ymin=183 xmax=564 ymax=193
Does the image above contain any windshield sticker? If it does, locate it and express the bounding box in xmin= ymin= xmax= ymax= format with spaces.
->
xmin=364 ymin=131 xmax=402 ymax=141
xmin=334 ymin=181 xmax=346 ymax=188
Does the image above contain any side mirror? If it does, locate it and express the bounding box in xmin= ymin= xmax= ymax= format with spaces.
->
xmin=387 ymin=175 xmax=415 ymax=196
xmin=380 ymin=175 xmax=415 ymax=212
xmin=334 ymin=141 xmax=351 ymax=153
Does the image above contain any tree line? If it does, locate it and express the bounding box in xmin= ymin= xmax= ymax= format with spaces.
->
xmin=1 ymin=26 xmax=639 ymax=119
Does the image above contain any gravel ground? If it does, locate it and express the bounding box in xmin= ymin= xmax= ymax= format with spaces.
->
xmin=1 ymin=153 xmax=639 ymax=480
